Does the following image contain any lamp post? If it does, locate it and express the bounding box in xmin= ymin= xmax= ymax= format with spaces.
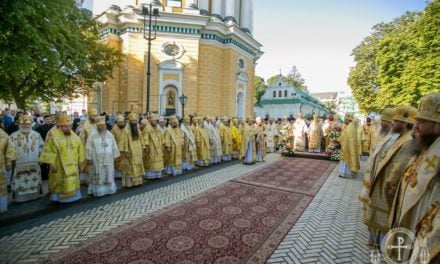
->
xmin=142 ymin=3 xmax=159 ymax=114
xmin=179 ymin=94 xmax=188 ymax=118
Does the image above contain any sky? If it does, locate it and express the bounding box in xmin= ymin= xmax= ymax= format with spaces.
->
xmin=254 ymin=0 xmax=428 ymax=93
xmin=84 ymin=0 xmax=428 ymax=93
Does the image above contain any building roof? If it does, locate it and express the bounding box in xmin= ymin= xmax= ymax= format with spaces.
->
xmin=259 ymin=76 xmax=327 ymax=111
xmin=310 ymin=92 xmax=338 ymax=100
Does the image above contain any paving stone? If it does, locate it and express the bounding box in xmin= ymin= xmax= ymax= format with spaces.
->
xmin=0 ymin=154 xmax=280 ymax=263
xmin=268 ymin=161 xmax=370 ymax=263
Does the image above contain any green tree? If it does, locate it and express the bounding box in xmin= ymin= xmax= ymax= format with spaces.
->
xmin=254 ymin=76 xmax=267 ymax=105
xmin=267 ymin=66 xmax=308 ymax=91
xmin=0 ymin=0 xmax=122 ymax=111
xmin=348 ymin=12 xmax=418 ymax=113
xmin=377 ymin=1 xmax=440 ymax=107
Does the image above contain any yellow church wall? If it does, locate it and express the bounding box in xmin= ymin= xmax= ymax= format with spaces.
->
xmin=101 ymin=34 xmax=256 ymax=118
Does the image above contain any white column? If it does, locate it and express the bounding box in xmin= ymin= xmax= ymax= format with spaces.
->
xmin=199 ymin=0 xmax=209 ymax=15
xmin=224 ymin=0 xmax=236 ymax=22
xmin=249 ymin=0 xmax=254 ymax=33
xmin=240 ymin=0 xmax=251 ymax=33
xmin=185 ymin=0 xmax=198 ymax=9
xmin=211 ymin=0 xmax=223 ymax=19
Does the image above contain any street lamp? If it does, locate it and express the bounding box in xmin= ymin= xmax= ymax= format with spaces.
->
xmin=142 ymin=3 xmax=160 ymax=114
xmin=179 ymin=94 xmax=188 ymax=118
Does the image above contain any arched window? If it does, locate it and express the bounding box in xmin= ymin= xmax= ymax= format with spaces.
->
xmin=273 ymin=91 xmax=276 ymax=98
xmin=278 ymin=90 xmax=282 ymax=97
xmin=284 ymin=90 xmax=287 ymax=97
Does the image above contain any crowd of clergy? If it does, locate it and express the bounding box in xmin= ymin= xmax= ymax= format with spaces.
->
xmin=0 ymin=93 xmax=438 ymax=262
xmin=0 ymin=109 xmax=281 ymax=212
xmin=337 ymin=93 xmax=439 ymax=263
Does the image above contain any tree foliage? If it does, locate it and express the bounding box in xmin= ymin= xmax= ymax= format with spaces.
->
xmin=267 ymin=66 xmax=308 ymax=91
xmin=254 ymin=76 xmax=267 ymax=105
xmin=0 ymin=0 xmax=122 ymax=111
xmin=348 ymin=0 xmax=440 ymax=113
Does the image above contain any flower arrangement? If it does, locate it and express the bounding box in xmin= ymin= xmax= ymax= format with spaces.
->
xmin=324 ymin=125 xmax=341 ymax=161
xmin=279 ymin=134 xmax=295 ymax=157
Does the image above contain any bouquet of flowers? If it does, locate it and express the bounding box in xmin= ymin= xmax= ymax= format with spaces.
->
xmin=324 ymin=126 xmax=341 ymax=161
xmin=279 ymin=134 xmax=295 ymax=157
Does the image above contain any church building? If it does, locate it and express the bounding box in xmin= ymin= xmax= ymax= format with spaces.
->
xmin=94 ymin=0 xmax=262 ymax=117
xmin=254 ymin=76 xmax=329 ymax=118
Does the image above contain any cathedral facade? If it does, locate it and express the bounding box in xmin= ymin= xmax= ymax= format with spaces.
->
xmin=95 ymin=0 xmax=262 ymax=117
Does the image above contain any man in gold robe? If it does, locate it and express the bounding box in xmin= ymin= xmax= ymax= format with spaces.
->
xmin=181 ymin=116 xmax=197 ymax=170
xmin=193 ymin=117 xmax=210 ymax=167
xmin=143 ymin=114 xmax=164 ymax=179
xmin=39 ymin=115 xmax=85 ymax=203
xmin=338 ymin=113 xmax=361 ymax=178
xmin=360 ymin=117 xmax=374 ymax=156
xmin=241 ymin=116 xmax=256 ymax=165
xmin=219 ymin=116 xmax=233 ymax=161
xmin=0 ymin=127 xmax=18 ymax=212
xmin=387 ymin=93 xmax=440 ymax=262
xmin=255 ymin=117 xmax=266 ymax=162
xmin=364 ymin=106 xmax=417 ymax=245
xmin=79 ymin=108 xmax=98 ymax=184
xmin=207 ymin=117 xmax=222 ymax=164
xmin=119 ymin=113 xmax=144 ymax=188
xmin=164 ymin=116 xmax=184 ymax=176
xmin=308 ymin=114 xmax=324 ymax=153
xmin=231 ymin=118 xmax=242 ymax=159
xmin=359 ymin=108 xmax=395 ymax=209
xmin=111 ymin=115 xmax=125 ymax=178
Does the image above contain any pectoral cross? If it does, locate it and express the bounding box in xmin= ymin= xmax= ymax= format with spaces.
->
xmin=424 ymin=155 xmax=438 ymax=171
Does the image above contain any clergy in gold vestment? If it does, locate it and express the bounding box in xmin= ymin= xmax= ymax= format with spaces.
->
xmin=79 ymin=108 xmax=98 ymax=184
xmin=181 ymin=116 xmax=197 ymax=170
xmin=231 ymin=118 xmax=242 ymax=159
xmin=364 ymin=106 xmax=417 ymax=243
xmin=164 ymin=116 xmax=184 ymax=176
xmin=219 ymin=116 xmax=233 ymax=161
xmin=111 ymin=115 xmax=125 ymax=178
xmin=193 ymin=117 xmax=211 ymax=167
xmin=241 ymin=116 xmax=256 ymax=165
xmin=0 ymin=128 xmax=18 ymax=213
xmin=338 ymin=113 xmax=361 ymax=178
xmin=144 ymin=114 xmax=164 ymax=179
xmin=207 ymin=117 xmax=222 ymax=164
xmin=39 ymin=115 xmax=86 ymax=203
xmin=388 ymin=94 xmax=440 ymax=262
xmin=359 ymin=109 xmax=395 ymax=209
xmin=308 ymin=114 xmax=324 ymax=153
xmin=360 ymin=117 xmax=374 ymax=157
xmin=119 ymin=113 xmax=144 ymax=188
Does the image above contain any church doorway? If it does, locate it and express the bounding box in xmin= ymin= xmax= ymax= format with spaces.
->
xmin=164 ymin=86 xmax=177 ymax=116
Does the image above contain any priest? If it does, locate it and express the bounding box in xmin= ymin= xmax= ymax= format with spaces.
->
xmin=39 ymin=115 xmax=86 ymax=203
xmin=163 ymin=116 xmax=184 ymax=176
xmin=10 ymin=115 xmax=45 ymax=202
xmin=85 ymin=117 xmax=120 ymax=197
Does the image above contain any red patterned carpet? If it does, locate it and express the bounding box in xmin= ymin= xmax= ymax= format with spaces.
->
xmin=233 ymin=158 xmax=337 ymax=196
xmin=48 ymin=158 xmax=336 ymax=264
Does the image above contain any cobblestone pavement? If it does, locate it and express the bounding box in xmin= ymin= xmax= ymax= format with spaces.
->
xmin=0 ymin=154 xmax=280 ymax=263
xmin=268 ymin=163 xmax=370 ymax=264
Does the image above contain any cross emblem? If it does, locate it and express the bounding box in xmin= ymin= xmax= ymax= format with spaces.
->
xmin=389 ymin=236 xmax=411 ymax=261
xmin=424 ymin=155 xmax=438 ymax=171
